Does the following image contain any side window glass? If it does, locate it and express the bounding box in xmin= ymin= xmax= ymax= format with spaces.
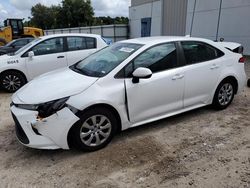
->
xmin=86 ymin=37 xmax=96 ymax=49
xmin=67 ymin=37 xmax=96 ymax=51
xmin=31 ymin=38 xmax=63 ymax=56
xmin=126 ymin=43 xmax=177 ymax=76
xmin=181 ymin=41 xmax=223 ymax=64
xmin=67 ymin=37 xmax=87 ymax=51
xmin=14 ymin=40 xmax=27 ymax=47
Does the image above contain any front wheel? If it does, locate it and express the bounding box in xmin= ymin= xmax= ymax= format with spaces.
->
xmin=0 ymin=71 xmax=26 ymax=92
xmin=69 ymin=107 xmax=118 ymax=151
xmin=212 ymin=80 xmax=235 ymax=110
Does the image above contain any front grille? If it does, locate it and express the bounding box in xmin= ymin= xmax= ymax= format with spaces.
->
xmin=11 ymin=113 xmax=29 ymax=144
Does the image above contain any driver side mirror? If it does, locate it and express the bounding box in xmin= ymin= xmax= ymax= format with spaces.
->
xmin=28 ymin=51 xmax=34 ymax=58
xmin=132 ymin=67 xmax=152 ymax=84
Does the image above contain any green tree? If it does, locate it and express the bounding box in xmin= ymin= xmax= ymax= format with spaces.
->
xmin=30 ymin=0 xmax=128 ymax=29
xmin=58 ymin=0 xmax=94 ymax=27
xmin=30 ymin=3 xmax=56 ymax=29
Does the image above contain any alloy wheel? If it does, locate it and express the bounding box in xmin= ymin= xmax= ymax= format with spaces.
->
xmin=2 ymin=74 xmax=22 ymax=92
xmin=218 ymin=83 xmax=233 ymax=106
xmin=80 ymin=115 xmax=112 ymax=147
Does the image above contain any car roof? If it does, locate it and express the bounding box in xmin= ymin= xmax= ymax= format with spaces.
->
xmin=120 ymin=36 xmax=214 ymax=45
xmin=39 ymin=33 xmax=102 ymax=40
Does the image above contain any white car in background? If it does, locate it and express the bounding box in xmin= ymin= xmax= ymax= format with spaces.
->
xmin=10 ymin=36 xmax=247 ymax=151
xmin=0 ymin=33 xmax=107 ymax=92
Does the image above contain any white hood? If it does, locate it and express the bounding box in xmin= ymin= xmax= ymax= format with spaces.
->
xmin=14 ymin=68 xmax=98 ymax=104
xmin=0 ymin=54 xmax=16 ymax=65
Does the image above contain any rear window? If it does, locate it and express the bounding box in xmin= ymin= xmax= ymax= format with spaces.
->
xmin=181 ymin=41 xmax=224 ymax=65
xmin=67 ymin=37 xmax=96 ymax=51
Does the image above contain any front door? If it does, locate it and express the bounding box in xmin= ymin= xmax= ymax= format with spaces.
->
xmin=125 ymin=43 xmax=185 ymax=123
xmin=25 ymin=37 xmax=67 ymax=79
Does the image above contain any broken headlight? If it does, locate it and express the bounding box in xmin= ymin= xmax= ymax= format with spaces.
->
xmin=15 ymin=97 xmax=70 ymax=118
xmin=37 ymin=97 xmax=70 ymax=118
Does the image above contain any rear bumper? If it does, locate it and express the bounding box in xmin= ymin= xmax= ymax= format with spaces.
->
xmin=10 ymin=106 xmax=79 ymax=150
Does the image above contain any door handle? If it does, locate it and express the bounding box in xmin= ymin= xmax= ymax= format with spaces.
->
xmin=57 ymin=56 xmax=65 ymax=59
xmin=172 ymin=74 xmax=184 ymax=80
xmin=210 ymin=64 xmax=219 ymax=70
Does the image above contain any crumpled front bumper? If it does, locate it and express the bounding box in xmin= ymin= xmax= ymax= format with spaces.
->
xmin=10 ymin=106 xmax=79 ymax=150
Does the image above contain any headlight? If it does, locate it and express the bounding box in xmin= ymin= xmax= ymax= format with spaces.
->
xmin=37 ymin=97 xmax=70 ymax=118
xmin=14 ymin=103 xmax=38 ymax=111
xmin=14 ymin=97 xmax=70 ymax=118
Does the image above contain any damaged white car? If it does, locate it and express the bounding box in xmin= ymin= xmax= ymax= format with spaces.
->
xmin=10 ymin=36 xmax=247 ymax=151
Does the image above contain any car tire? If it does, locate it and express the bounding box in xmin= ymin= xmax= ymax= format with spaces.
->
xmin=212 ymin=79 xmax=235 ymax=110
xmin=247 ymin=78 xmax=250 ymax=88
xmin=69 ymin=107 xmax=118 ymax=151
xmin=0 ymin=71 xmax=26 ymax=93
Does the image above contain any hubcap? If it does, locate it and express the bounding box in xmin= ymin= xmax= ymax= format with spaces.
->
xmin=2 ymin=75 xmax=21 ymax=91
xmin=218 ymin=83 xmax=233 ymax=106
xmin=80 ymin=115 xmax=112 ymax=147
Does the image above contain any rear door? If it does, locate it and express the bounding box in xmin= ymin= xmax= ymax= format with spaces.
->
xmin=24 ymin=37 xmax=67 ymax=79
xmin=65 ymin=36 xmax=97 ymax=66
xmin=180 ymin=41 xmax=224 ymax=107
xmin=124 ymin=42 xmax=185 ymax=123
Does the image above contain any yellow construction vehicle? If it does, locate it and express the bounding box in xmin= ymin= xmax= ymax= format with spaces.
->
xmin=0 ymin=18 xmax=44 ymax=46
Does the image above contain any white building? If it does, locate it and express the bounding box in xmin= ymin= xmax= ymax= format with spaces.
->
xmin=129 ymin=0 xmax=250 ymax=55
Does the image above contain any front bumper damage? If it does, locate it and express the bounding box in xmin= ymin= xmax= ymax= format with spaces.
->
xmin=10 ymin=106 xmax=79 ymax=150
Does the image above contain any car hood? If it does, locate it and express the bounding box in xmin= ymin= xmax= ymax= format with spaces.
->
xmin=0 ymin=53 xmax=13 ymax=60
xmin=0 ymin=53 xmax=19 ymax=64
xmin=14 ymin=68 xmax=98 ymax=104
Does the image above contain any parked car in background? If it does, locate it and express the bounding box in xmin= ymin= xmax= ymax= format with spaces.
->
xmin=10 ymin=36 xmax=247 ymax=151
xmin=0 ymin=33 xmax=107 ymax=92
xmin=0 ymin=38 xmax=34 ymax=55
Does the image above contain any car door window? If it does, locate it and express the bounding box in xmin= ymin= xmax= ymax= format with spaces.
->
xmin=125 ymin=43 xmax=177 ymax=76
xmin=181 ymin=41 xmax=224 ymax=64
xmin=31 ymin=38 xmax=64 ymax=56
xmin=86 ymin=37 xmax=96 ymax=49
xmin=67 ymin=37 xmax=96 ymax=51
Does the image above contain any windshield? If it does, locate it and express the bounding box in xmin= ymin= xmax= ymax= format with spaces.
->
xmin=10 ymin=38 xmax=41 ymax=56
xmin=5 ymin=40 xmax=16 ymax=47
xmin=71 ymin=42 xmax=143 ymax=77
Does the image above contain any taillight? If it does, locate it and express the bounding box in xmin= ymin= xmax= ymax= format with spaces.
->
xmin=239 ymin=57 xmax=245 ymax=63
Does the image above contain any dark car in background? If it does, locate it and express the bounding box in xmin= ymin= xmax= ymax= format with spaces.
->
xmin=0 ymin=38 xmax=34 ymax=55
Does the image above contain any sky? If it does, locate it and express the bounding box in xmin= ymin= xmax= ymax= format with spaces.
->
xmin=0 ymin=0 xmax=131 ymax=23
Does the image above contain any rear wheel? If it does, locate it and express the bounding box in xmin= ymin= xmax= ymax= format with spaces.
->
xmin=0 ymin=71 xmax=26 ymax=92
xmin=69 ymin=107 xmax=117 ymax=151
xmin=212 ymin=80 xmax=235 ymax=110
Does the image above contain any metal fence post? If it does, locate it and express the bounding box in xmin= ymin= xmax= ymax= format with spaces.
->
xmin=114 ymin=25 xmax=116 ymax=42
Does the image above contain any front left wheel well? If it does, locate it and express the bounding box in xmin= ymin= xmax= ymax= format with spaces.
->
xmin=67 ymin=103 xmax=122 ymax=149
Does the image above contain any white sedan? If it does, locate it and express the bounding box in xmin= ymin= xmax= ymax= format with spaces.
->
xmin=10 ymin=36 xmax=247 ymax=151
xmin=0 ymin=33 xmax=107 ymax=92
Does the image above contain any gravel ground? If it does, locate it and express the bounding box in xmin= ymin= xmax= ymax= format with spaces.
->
xmin=0 ymin=60 xmax=249 ymax=188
